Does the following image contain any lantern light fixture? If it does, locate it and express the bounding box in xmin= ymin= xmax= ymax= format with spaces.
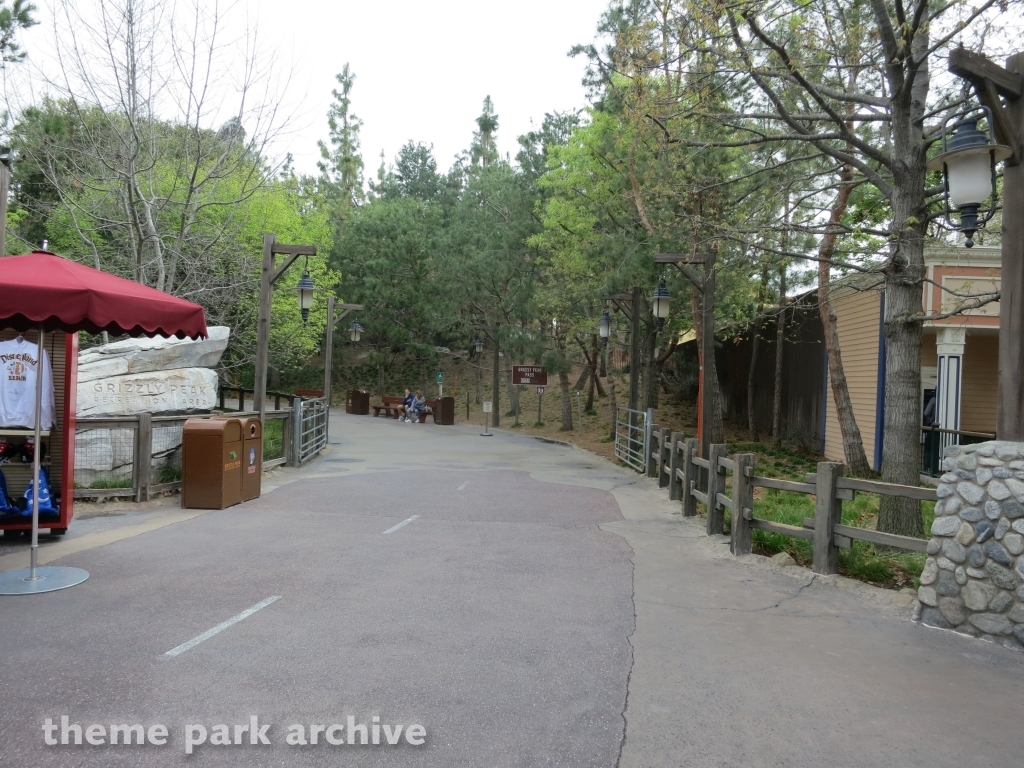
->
xmin=927 ymin=106 xmax=1012 ymax=247
xmin=598 ymin=309 xmax=611 ymax=346
xmin=295 ymin=271 xmax=315 ymax=323
xmin=349 ymin=321 xmax=363 ymax=343
xmin=474 ymin=338 xmax=484 ymax=354
xmin=651 ymin=279 xmax=672 ymax=329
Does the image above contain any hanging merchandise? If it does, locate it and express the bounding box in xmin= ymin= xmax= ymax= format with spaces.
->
xmin=21 ymin=467 xmax=57 ymax=517
xmin=0 ymin=468 xmax=13 ymax=513
xmin=0 ymin=335 xmax=55 ymax=430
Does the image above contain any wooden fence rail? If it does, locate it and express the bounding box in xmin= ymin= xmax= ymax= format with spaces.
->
xmin=635 ymin=435 xmax=934 ymax=576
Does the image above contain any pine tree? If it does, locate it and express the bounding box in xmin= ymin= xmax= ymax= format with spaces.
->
xmin=318 ymin=64 xmax=364 ymax=239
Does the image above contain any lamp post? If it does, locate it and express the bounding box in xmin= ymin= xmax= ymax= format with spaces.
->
xmin=322 ymin=296 xmax=364 ymax=417
xmin=944 ymin=47 xmax=1024 ymax=440
xmin=254 ymin=234 xmax=317 ymax=426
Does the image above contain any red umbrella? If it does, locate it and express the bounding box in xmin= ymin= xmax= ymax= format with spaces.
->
xmin=0 ymin=251 xmax=209 ymax=594
xmin=0 ymin=251 xmax=208 ymax=339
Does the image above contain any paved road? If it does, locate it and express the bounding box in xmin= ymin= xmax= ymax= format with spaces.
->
xmin=1 ymin=411 xmax=1023 ymax=767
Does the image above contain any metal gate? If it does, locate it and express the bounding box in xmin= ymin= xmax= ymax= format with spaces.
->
xmin=615 ymin=406 xmax=654 ymax=473
xmin=296 ymin=397 xmax=328 ymax=464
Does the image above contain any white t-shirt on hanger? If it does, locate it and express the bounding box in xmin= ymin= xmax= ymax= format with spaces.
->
xmin=0 ymin=337 xmax=56 ymax=430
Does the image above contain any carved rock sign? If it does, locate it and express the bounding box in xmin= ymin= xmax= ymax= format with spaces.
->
xmin=511 ymin=366 xmax=547 ymax=386
xmin=77 ymin=368 xmax=219 ymax=418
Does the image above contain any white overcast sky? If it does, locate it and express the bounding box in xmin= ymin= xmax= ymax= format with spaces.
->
xmin=17 ymin=0 xmax=612 ymax=177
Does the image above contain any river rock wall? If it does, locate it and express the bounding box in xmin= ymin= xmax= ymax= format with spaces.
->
xmin=918 ymin=441 xmax=1024 ymax=651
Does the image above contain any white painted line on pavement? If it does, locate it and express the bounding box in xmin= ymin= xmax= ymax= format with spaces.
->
xmin=164 ymin=596 xmax=281 ymax=658
xmin=457 ymin=481 xmax=468 ymax=491
xmin=383 ymin=515 xmax=420 ymax=534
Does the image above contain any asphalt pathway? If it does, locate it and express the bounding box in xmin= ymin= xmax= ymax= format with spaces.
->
xmin=1 ymin=411 xmax=1024 ymax=767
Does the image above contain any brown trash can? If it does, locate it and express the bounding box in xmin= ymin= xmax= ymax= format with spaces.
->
xmin=182 ymin=418 xmax=243 ymax=509
xmin=346 ymin=389 xmax=370 ymax=415
xmin=435 ymin=396 xmax=455 ymax=425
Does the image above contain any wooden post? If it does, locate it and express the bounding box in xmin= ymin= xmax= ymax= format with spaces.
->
xmin=0 ymin=159 xmax=9 ymax=257
xmin=706 ymin=443 xmax=727 ymax=535
xmin=218 ymin=386 xmax=225 ymax=410
xmin=324 ymin=297 xmax=335 ymax=411
xmin=813 ymin=461 xmax=844 ymax=575
xmin=658 ymin=426 xmax=672 ymax=488
xmin=700 ymin=255 xmax=716 ymax=459
xmin=668 ymin=432 xmax=684 ymax=500
xmin=134 ymin=412 xmax=152 ymax=503
xmin=254 ymin=233 xmax=275 ymax=425
xmin=731 ymin=453 xmax=755 ymax=556
xmin=238 ymin=387 xmax=245 ymax=412
xmin=998 ymin=53 xmax=1024 ymax=439
xmin=290 ymin=396 xmax=303 ymax=467
xmin=629 ymin=286 xmax=641 ymax=412
xmin=647 ymin=423 xmax=660 ymax=478
xmin=682 ymin=437 xmax=699 ymax=517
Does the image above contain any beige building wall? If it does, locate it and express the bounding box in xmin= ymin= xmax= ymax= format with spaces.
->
xmin=961 ymin=334 xmax=998 ymax=434
xmin=823 ymin=288 xmax=882 ymax=465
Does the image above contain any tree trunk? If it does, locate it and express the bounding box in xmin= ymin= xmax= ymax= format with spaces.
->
xmin=772 ymin=267 xmax=787 ymax=449
xmin=559 ymin=369 xmax=573 ymax=431
xmin=877 ymin=28 xmax=930 ymax=538
xmin=818 ymin=163 xmax=873 ymax=478
xmin=508 ymin=363 xmax=520 ymax=419
xmin=586 ymin=357 xmax=596 ymax=412
xmin=491 ymin=341 xmax=500 ymax=428
xmin=574 ymin=365 xmax=590 ymax=392
xmin=747 ymin=265 xmax=770 ymax=441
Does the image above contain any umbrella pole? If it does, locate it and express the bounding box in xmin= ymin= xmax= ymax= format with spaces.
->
xmin=28 ymin=325 xmax=44 ymax=580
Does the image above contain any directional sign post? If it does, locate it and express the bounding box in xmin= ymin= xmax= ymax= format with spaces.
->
xmin=437 ymin=371 xmax=444 ymax=398
xmin=481 ymin=400 xmax=493 ymax=436
xmin=511 ymin=366 xmax=547 ymax=386
xmin=536 ymin=386 xmax=545 ymax=426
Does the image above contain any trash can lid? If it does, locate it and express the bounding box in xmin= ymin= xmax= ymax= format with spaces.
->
xmin=184 ymin=417 xmax=242 ymax=441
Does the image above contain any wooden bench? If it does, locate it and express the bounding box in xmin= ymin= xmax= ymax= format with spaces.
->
xmin=371 ymin=396 xmax=439 ymax=422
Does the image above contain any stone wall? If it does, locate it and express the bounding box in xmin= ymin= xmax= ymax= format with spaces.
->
xmin=918 ymin=441 xmax=1024 ymax=650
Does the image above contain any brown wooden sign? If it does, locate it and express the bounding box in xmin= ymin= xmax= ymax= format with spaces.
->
xmin=511 ymin=365 xmax=547 ymax=386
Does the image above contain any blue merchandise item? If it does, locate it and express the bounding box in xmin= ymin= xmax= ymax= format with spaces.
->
xmin=23 ymin=467 xmax=58 ymax=516
xmin=0 ymin=468 xmax=11 ymax=512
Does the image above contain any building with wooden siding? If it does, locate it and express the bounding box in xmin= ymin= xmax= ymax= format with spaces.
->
xmin=711 ymin=245 xmax=1000 ymax=469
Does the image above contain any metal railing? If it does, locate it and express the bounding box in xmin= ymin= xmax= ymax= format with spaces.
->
xmin=73 ymin=395 xmax=330 ymax=500
xmin=614 ymin=406 xmax=654 ymax=473
xmin=920 ymin=425 xmax=994 ymax=476
xmin=295 ymin=396 xmax=328 ymax=465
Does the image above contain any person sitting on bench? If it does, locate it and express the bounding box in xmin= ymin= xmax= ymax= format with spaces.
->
xmin=399 ymin=388 xmax=414 ymax=420
xmin=406 ymin=391 xmax=426 ymax=422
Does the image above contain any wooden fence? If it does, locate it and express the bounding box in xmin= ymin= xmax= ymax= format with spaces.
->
xmin=74 ymin=408 xmax=295 ymax=502
xmin=645 ymin=426 xmax=933 ymax=575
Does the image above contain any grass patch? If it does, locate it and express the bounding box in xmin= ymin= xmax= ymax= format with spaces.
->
xmin=264 ymin=418 xmax=284 ymax=460
xmin=724 ymin=441 xmax=929 ymax=589
xmin=157 ymin=465 xmax=181 ymax=484
xmin=81 ymin=477 xmax=133 ymax=489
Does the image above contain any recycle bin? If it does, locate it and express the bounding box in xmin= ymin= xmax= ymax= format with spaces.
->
xmin=346 ymin=389 xmax=370 ymax=415
xmin=182 ymin=418 xmax=243 ymax=509
xmin=239 ymin=417 xmax=262 ymax=501
xmin=436 ymin=396 xmax=455 ymax=425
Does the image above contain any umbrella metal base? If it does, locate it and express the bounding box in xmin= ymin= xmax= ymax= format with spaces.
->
xmin=0 ymin=566 xmax=89 ymax=595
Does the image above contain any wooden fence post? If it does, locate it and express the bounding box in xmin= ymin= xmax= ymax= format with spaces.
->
xmin=289 ymin=396 xmax=303 ymax=467
xmin=647 ymin=423 xmax=660 ymax=478
xmin=813 ymin=461 xmax=844 ymax=575
xmin=668 ymin=432 xmax=684 ymax=500
xmin=731 ymin=453 xmax=754 ymax=556
xmin=134 ymin=412 xmax=153 ymax=503
xmin=682 ymin=438 xmax=699 ymax=517
xmin=707 ymin=443 xmax=727 ymax=535
xmin=655 ymin=427 xmax=669 ymax=486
